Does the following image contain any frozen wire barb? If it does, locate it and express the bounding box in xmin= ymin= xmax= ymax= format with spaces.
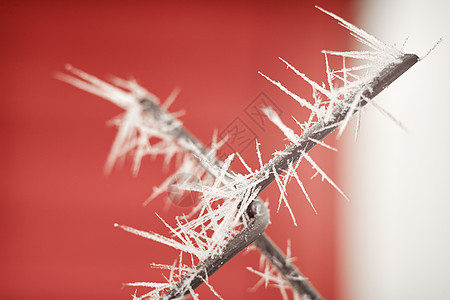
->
xmin=59 ymin=5 xmax=421 ymax=300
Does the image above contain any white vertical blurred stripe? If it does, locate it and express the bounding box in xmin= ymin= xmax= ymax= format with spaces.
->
xmin=340 ymin=0 xmax=450 ymax=299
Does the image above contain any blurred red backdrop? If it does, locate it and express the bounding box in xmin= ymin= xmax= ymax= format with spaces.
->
xmin=1 ymin=1 xmax=354 ymax=299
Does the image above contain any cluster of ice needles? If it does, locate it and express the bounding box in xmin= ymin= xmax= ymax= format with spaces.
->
xmin=58 ymin=6 xmax=416 ymax=300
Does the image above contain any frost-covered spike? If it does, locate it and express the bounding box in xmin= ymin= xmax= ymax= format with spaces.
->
xmin=236 ymin=152 xmax=253 ymax=174
xmin=126 ymin=282 xmax=171 ymax=288
xmin=278 ymin=281 xmax=290 ymax=300
xmin=310 ymin=171 xmax=319 ymax=181
xmin=278 ymin=57 xmax=332 ymax=100
xmin=162 ymin=87 xmax=181 ymax=110
xmin=201 ymin=278 xmax=224 ymax=300
xmin=188 ymin=286 xmax=200 ymax=300
xmin=342 ymin=55 xmax=349 ymax=92
xmin=178 ymin=251 xmax=184 ymax=279
xmin=322 ymin=50 xmax=394 ymax=61
xmin=131 ymin=132 xmax=151 ymax=176
xmin=111 ymin=77 xmax=159 ymax=101
xmin=291 ymin=167 xmax=317 ymax=215
xmin=310 ymin=87 xmax=324 ymax=121
xmin=316 ymin=6 xmax=401 ymax=58
xmin=272 ymin=166 xmax=297 ymax=226
xmin=282 ymin=160 xmax=298 ymax=188
xmin=213 ymin=153 xmax=235 ymax=189
xmin=281 ymin=157 xmax=317 ymax=215
xmin=302 ymin=153 xmax=350 ymax=202
xmin=273 ymin=168 xmax=287 ymax=214
xmin=114 ymin=223 xmax=204 ymax=259
xmin=286 ymin=240 xmax=292 ymax=262
xmin=57 ymin=65 xmax=137 ymax=108
xmin=337 ymin=89 xmax=364 ymax=137
xmin=255 ymin=140 xmax=264 ymax=170
xmin=263 ymin=107 xmax=299 ymax=144
xmin=156 ymin=213 xmax=191 ymax=248
xmin=259 ymin=72 xmax=321 ymax=116
xmin=292 ymin=116 xmax=307 ymax=132
xmin=168 ymin=109 xmax=186 ymax=119
xmin=105 ymin=106 xmax=143 ymax=174
xmin=333 ymin=63 xmax=376 ymax=76
xmin=308 ymin=138 xmax=338 ymax=152
xmin=421 ymin=37 xmax=442 ymax=60
xmin=324 ymin=52 xmax=338 ymax=121
xmin=149 ymin=262 xmax=190 ymax=274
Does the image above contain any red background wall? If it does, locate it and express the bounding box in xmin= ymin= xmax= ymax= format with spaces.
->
xmin=1 ymin=1 xmax=354 ymax=299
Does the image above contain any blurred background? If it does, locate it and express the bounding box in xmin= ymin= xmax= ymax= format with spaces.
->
xmin=1 ymin=0 xmax=448 ymax=299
